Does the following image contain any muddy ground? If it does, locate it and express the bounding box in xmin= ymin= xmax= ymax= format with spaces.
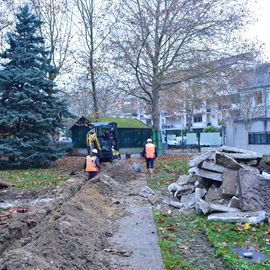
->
xmin=0 ymin=156 xmax=228 ymax=270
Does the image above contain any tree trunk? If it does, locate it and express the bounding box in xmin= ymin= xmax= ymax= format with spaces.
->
xmin=152 ymin=82 xmax=160 ymax=131
xmin=90 ymin=68 xmax=99 ymax=120
xmin=89 ymin=3 xmax=99 ymax=121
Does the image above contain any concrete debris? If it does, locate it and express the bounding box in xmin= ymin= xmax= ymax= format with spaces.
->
xmin=228 ymin=196 xmax=240 ymax=209
xmin=0 ymin=180 xmax=14 ymax=189
xmin=167 ymin=147 xmax=270 ymax=224
xmin=189 ymin=167 xmax=223 ymax=182
xmin=222 ymin=170 xmax=238 ymax=197
xmin=200 ymin=161 xmax=227 ymax=173
xmin=165 ymin=200 xmax=183 ymax=209
xmin=168 ymin=183 xmax=180 ymax=195
xmin=205 ymin=186 xmax=222 ymax=202
xmin=132 ymin=163 xmax=142 ymax=173
xmin=174 ymin=184 xmax=194 ymax=199
xmin=195 ymin=198 xmax=211 ymax=215
xmin=261 ymin=171 xmax=270 ymax=178
xmin=189 ymin=150 xmax=215 ymax=168
xmin=180 ymin=193 xmax=196 ymax=209
xmin=218 ymin=146 xmax=263 ymax=158
xmin=138 ymin=186 xmax=155 ymax=198
xmin=176 ymin=175 xmax=194 ymax=185
xmin=237 ymin=168 xmax=270 ymax=212
xmin=207 ymin=211 xmax=267 ymax=224
xmin=194 ymin=188 xmax=207 ymax=200
xmin=215 ymin=152 xmax=243 ymax=170
xmin=209 ymin=203 xmax=240 ymax=213
xmin=148 ymin=194 xmax=160 ymax=205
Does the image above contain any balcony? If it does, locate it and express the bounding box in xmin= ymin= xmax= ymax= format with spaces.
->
xmin=192 ymin=122 xmax=208 ymax=129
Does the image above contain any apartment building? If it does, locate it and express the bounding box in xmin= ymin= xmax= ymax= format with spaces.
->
xmin=225 ymin=63 xmax=270 ymax=155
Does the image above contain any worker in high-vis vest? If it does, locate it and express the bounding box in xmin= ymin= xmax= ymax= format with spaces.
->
xmin=142 ymin=138 xmax=157 ymax=175
xmin=84 ymin=149 xmax=100 ymax=179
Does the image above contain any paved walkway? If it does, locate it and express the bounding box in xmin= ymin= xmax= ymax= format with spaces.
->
xmin=108 ymin=195 xmax=164 ymax=270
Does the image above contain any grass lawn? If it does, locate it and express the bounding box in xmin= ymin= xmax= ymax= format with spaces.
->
xmin=0 ymin=168 xmax=68 ymax=189
xmin=151 ymin=158 xmax=270 ymax=270
xmin=154 ymin=211 xmax=270 ymax=270
xmin=148 ymin=157 xmax=189 ymax=189
xmin=197 ymin=217 xmax=270 ymax=270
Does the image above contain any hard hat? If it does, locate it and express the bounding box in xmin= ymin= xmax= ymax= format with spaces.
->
xmin=92 ymin=149 xmax=98 ymax=154
xmin=89 ymin=128 xmax=95 ymax=135
xmin=147 ymin=138 xmax=152 ymax=143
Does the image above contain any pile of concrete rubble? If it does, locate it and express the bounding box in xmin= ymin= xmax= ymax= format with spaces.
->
xmin=167 ymin=146 xmax=270 ymax=224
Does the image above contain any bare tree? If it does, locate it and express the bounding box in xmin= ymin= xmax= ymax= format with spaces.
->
xmin=0 ymin=0 xmax=18 ymax=48
xmin=113 ymin=0 xmax=256 ymax=130
xmin=29 ymin=0 xmax=75 ymax=80
xmin=73 ymin=0 xmax=118 ymax=120
xmin=67 ymin=71 xmax=122 ymax=118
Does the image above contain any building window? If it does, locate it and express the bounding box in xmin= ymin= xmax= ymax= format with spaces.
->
xmin=193 ymin=114 xmax=202 ymax=123
xmin=249 ymin=132 xmax=270 ymax=144
xmin=254 ymin=91 xmax=263 ymax=105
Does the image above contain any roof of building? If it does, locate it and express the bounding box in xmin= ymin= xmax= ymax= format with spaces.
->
xmin=70 ymin=116 xmax=93 ymax=130
xmin=97 ymin=116 xmax=151 ymax=129
xmin=93 ymin=122 xmax=116 ymax=127
xmin=70 ymin=116 xmax=151 ymax=130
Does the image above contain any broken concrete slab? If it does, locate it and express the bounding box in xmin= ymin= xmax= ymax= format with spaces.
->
xmin=217 ymin=146 xmax=263 ymax=158
xmin=189 ymin=150 xmax=215 ymax=168
xmin=138 ymin=186 xmax=155 ymax=198
xmin=148 ymin=194 xmax=160 ymax=205
xmin=200 ymin=161 xmax=227 ymax=173
xmin=168 ymin=183 xmax=180 ymax=195
xmin=243 ymin=160 xmax=259 ymax=167
xmin=194 ymin=188 xmax=207 ymax=201
xmin=166 ymin=201 xmax=183 ymax=209
xmin=227 ymin=153 xmax=262 ymax=162
xmin=261 ymin=171 xmax=270 ymax=179
xmin=209 ymin=203 xmax=240 ymax=213
xmin=208 ymin=211 xmax=267 ymax=224
xmin=237 ymin=169 xmax=270 ymax=212
xmin=190 ymin=167 xmax=223 ymax=182
xmin=175 ymin=184 xmax=195 ymax=198
xmin=176 ymin=175 xmax=196 ymax=186
xmin=228 ymin=196 xmax=240 ymax=209
xmin=215 ymin=152 xmax=243 ymax=170
xmin=241 ymin=164 xmax=260 ymax=174
xmin=180 ymin=193 xmax=196 ymax=209
xmin=195 ymin=198 xmax=211 ymax=215
xmin=205 ymin=187 xmax=222 ymax=202
xmin=222 ymin=170 xmax=237 ymax=197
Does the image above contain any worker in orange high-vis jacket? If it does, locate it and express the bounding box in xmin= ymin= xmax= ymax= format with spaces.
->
xmin=142 ymin=138 xmax=157 ymax=175
xmin=84 ymin=149 xmax=100 ymax=179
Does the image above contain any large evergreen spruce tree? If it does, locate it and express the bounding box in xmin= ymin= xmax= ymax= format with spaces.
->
xmin=0 ymin=5 xmax=71 ymax=168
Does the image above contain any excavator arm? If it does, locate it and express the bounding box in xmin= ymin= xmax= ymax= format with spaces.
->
xmin=86 ymin=132 xmax=101 ymax=154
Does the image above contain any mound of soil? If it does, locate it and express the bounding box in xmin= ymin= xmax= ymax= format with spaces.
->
xmin=0 ymin=173 xmax=122 ymax=270
xmin=103 ymin=162 xmax=138 ymax=183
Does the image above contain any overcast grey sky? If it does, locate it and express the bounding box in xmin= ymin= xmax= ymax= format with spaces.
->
xmin=248 ymin=0 xmax=270 ymax=59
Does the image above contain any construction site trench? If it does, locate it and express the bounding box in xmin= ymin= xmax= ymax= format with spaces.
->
xmin=0 ymin=157 xmax=230 ymax=270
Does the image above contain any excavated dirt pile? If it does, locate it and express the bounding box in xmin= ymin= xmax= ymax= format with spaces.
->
xmin=0 ymin=163 xmax=133 ymax=270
